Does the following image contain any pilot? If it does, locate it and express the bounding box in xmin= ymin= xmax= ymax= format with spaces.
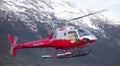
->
xmin=68 ymin=33 xmax=76 ymax=43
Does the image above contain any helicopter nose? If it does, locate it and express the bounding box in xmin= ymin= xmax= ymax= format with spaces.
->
xmin=82 ymin=35 xmax=97 ymax=44
xmin=88 ymin=35 xmax=97 ymax=43
xmin=90 ymin=35 xmax=97 ymax=40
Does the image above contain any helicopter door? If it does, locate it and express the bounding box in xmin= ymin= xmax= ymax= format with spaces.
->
xmin=67 ymin=31 xmax=78 ymax=43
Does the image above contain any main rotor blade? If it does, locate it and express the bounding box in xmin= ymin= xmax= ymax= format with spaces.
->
xmin=67 ymin=9 xmax=108 ymax=21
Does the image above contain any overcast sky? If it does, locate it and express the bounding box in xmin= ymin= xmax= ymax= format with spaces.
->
xmin=73 ymin=0 xmax=120 ymax=18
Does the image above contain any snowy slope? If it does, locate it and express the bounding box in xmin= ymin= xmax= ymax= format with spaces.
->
xmin=0 ymin=0 xmax=120 ymax=33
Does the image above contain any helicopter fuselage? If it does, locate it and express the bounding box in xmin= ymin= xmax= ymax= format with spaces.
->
xmin=12 ymin=26 xmax=97 ymax=49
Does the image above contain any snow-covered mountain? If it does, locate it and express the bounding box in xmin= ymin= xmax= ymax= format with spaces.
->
xmin=1 ymin=0 xmax=120 ymax=30
xmin=0 ymin=0 xmax=120 ymax=66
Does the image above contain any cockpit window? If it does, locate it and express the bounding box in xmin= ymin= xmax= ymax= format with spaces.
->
xmin=78 ymin=28 xmax=92 ymax=36
xmin=68 ymin=31 xmax=78 ymax=38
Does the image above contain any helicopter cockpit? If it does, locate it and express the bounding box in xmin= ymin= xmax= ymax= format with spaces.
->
xmin=77 ymin=28 xmax=93 ymax=37
xmin=51 ymin=9 xmax=106 ymax=42
xmin=53 ymin=26 xmax=97 ymax=43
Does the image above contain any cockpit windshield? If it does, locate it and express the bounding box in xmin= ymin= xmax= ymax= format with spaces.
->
xmin=78 ymin=28 xmax=92 ymax=36
xmin=68 ymin=31 xmax=78 ymax=38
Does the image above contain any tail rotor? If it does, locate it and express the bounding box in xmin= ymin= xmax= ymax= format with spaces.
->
xmin=8 ymin=34 xmax=18 ymax=56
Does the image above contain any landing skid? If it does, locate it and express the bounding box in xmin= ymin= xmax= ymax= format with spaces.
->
xmin=41 ymin=52 xmax=72 ymax=58
xmin=57 ymin=49 xmax=91 ymax=58
xmin=41 ymin=49 xmax=92 ymax=58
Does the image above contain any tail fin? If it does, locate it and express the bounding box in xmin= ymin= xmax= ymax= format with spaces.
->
xmin=8 ymin=34 xmax=17 ymax=56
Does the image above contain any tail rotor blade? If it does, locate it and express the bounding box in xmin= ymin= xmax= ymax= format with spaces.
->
xmin=14 ymin=36 xmax=18 ymax=44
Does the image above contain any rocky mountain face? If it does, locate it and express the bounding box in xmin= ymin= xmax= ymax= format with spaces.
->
xmin=0 ymin=0 xmax=120 ymax=66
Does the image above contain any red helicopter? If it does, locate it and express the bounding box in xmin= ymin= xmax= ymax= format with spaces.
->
xmin=8 ymin=9 xmax=106 ymax=58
